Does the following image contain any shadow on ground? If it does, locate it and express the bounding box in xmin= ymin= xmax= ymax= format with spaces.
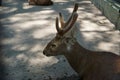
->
xmin=0 ymin=0 xmax=120 ymax=80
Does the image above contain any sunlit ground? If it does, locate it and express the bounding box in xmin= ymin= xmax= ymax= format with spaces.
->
xmin=0 ymin=0 xmax=120 ymax=80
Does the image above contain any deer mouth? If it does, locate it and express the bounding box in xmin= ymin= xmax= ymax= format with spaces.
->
xmin=43 ymin=50 xmax=51 ymax=56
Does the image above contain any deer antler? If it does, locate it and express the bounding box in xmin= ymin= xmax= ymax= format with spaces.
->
xmin=58 ymin=3 xmax=78 ymax=29
xmin=56 ymin=17 xmax=61 ymax=33
xmin=56 ymin=13 xmax=78 ymax=35
xmin=61 ymin=12 xmax=78 ymax=35
xmin=56 ymin=3 xmax=79 ymax=35
xmin=59 ymin=13 xmax=65 ymax=28
xmin=65 ymin=3 xmax=78 ymax=27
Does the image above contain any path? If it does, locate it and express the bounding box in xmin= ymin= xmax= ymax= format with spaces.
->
xmin=0 ymin=0 xmax=120 ymax=80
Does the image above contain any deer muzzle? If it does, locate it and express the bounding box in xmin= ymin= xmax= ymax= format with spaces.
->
xmin=43 ymin=49 xmax=51 ymax=56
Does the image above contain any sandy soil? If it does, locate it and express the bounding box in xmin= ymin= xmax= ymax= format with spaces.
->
xmin=0 ymin=0 xmax=120 ymax=80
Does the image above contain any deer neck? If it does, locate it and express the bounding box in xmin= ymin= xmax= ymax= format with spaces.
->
xmin=64 ymin=41 xmax=92 ymax=73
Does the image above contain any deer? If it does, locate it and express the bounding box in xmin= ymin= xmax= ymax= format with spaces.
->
xmin=28 ymin=0 xmax=53 ymax=6
xmin=43 ymin=3 xmax=120 ymax=80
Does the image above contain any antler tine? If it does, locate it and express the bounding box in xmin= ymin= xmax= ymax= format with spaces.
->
xmin=59 ymin=12 xmax=65 ymax=28
xmin=73 ymin=3 xmax=79 ymax=13
xmin=65 ymin=3 xmax=79 ymax=27
xmin=56 ymin=3 xmax=79 ymax=35
xmin=56 ymin=17 xmax=61 ymax=33
xmin=61 ymin=13 xmax=78 ymax=35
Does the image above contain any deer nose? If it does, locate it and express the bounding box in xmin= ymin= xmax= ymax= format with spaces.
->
xmin=43 ymin=50 xmax=46 ymax=55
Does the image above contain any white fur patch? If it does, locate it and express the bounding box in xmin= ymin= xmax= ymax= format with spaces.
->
xmin=67 ymin=45 xmax=71 ymax=52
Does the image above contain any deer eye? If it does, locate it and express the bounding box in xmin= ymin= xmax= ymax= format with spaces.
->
xmin=51 ymin=44 xmax=56 ymax=48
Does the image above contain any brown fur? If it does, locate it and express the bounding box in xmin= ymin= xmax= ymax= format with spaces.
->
xmin=43 ymin=4 xmax=120 ymax=80
xmin=43 ymin=33 xmax=120 ymax=80
xmin=28 ymin=0 xmax=53 ymax=6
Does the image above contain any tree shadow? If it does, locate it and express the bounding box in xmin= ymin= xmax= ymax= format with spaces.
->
xmin=0 ymin=0 xmax=120 ymax=80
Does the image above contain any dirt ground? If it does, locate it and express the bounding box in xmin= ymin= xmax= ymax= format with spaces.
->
xmin=0 ymin=0 xmax=120 ymax=80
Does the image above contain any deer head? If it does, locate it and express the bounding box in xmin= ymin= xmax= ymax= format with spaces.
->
xmin=43 ymin=4 xmax=78 ymax=56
